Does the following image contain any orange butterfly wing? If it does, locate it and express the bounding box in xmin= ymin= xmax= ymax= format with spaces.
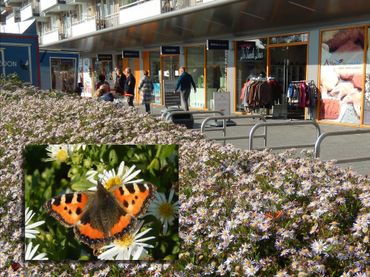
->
xmin=44 ymin=192 xmax=89 ymax=226
xmin=112 ymin=183 xmax=155 ymax=216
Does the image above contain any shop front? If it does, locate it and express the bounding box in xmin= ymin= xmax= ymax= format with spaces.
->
xmin=235 ymin=33 xmax=312 ymax=119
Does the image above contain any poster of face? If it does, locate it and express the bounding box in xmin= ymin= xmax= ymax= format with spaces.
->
xmin=320 ymin=27 xmax=365 ymax=124
xmin=364 ymin=28 xmax=370 ymax=125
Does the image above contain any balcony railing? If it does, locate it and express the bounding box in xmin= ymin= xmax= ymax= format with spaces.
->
xmin=40 ymin=28 xmax=63 ymax=45
xmin=119 ymin=0 xmax=161 ymax=25
xmin=161 ymin=0 xmax=215 ymax=13
xmin=20 ymin=3 xmax=40 ymax=21
xmin=40 ymin=0 xmax=70 ymax=13
xmin=71 ymin=16 xmax=104 ymax=37
xmin=105 ymin=12 xmax=119 ymax=28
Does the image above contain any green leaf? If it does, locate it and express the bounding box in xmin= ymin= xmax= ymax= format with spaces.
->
xmin=109 ymin=149 xmax=118 ymax=167
xmin=71 ymin=179 xmax=94 ymax=191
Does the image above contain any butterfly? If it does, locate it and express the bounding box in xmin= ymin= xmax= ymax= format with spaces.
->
xmin=44 ymin=181 xmax=156 ymax=249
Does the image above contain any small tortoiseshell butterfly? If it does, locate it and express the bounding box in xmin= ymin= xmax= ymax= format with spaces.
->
xmin=44 ymin=182 xmax=155 ymax=249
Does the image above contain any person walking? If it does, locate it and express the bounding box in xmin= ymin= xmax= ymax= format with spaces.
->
xmin=175 ymin=66 xmax=196 ymax=111
xmin=138 ymin=70 xmax=154 ymax=113
xmin=124 ymin=67 xmax=136 ymax=107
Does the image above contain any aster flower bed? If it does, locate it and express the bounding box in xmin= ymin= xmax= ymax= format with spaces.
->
xmin=1 ymin=79 xmax=370 ymax=276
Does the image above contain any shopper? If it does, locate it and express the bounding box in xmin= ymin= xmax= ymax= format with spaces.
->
xmin=96 ymin=73 xmax=110 ymax=91
xmin=138 ymin=70 xmax=154 ymax=113
xmin=124 ymin=67 xmax=136 ymax=107
xmin=114 ymin=67 xmax=126 ymax=95
xmin=96 ymin=84 xmax=114 ymax=101
xmin=175 ymin=66 xmax=196 ymax=111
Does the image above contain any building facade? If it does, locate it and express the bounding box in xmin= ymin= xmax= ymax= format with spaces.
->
xmin=2 ymin=0 xmax=370 ymax=126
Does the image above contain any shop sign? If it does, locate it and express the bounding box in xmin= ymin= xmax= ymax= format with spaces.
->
xmin=206 ymin=40 xmax=229 ymax=50
xmin=122 ymin=51 xmax=140 ymax=58
xmin=238 ymin=41 xmax=264 ymax=61
xmin=97 ymin=54 xmax=112 ymax=61
xmin=160 ymin=46 xmax=180 ymax=55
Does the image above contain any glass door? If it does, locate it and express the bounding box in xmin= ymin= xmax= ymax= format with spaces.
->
xmin=269 ymin=45 xmax=307 ymax=119
xmin=161 ymin=55 xmax=179 ymax=104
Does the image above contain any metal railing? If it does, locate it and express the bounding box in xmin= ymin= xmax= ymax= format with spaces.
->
xmin=104 ymin=11 xmax=119 ymax=28
xmin=249 ymin=120 xmax=321 ymax=151
xmin=314 ymin=129 xmax=370 ymax=164
xmin=201 ymin=115 xmax=266 ymax=146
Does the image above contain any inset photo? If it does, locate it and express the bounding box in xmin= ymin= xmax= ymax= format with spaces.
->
xmin=23 ymin=144 xmax=179 ymax=261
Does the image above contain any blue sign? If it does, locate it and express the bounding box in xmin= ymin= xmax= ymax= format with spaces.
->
xmin=0 ymin=34 xmax=39 ymax=86
xmin=160 ymin=46 xmax=180 ymax=55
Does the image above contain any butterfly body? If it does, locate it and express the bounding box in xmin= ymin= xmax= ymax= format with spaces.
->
xmin=44 ymin=182 xmax=155 ymax=248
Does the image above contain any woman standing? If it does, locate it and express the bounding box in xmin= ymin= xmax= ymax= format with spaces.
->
xmin=138 ymin=70 xmax=154 ymax=113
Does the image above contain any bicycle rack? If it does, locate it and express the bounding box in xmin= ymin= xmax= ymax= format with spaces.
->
xmin=165 ymin=110 xmax=224 ymax=121
xmin=249 ymin=120 xmax=321 ymax=151
xmin=200 ymin=115 xmax=266 ymax=146
xmin=314 ymin=129 xmax=370 ymax=164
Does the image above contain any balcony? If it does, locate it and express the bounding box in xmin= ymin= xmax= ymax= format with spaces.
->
xmin=20 ymin=3 xmax=40 ymax=21
xmin=65 ymin=0 xmax=85 ymax=5
xmin=6 ymin=10 xmax=20 ymax=24
xmin=4 ymin=0 xmax=23 ymax=5
xmin=40 ymin=0 xmax=73 ymax=14
xmin=161 ymin=0 xmax=216 ymax=13
xmin=40 ymin=28 xmax=63 ymax=45
xmin=105 ymin=12 xmax=119 ymax=28
xmin=71 ymin=17 xmax=105 ymax=37
xmin=119 ymin=0 xmax=161 ymax=25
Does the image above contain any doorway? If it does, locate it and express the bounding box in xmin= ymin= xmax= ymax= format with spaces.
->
xmin=269 ymin=44 xmax=307 ymax=119
xmin=161 ymin=55 xmax=179 ymax=104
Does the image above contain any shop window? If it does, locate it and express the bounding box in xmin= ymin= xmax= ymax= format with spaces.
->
xmin=319 ymin=27 xmax=364 ymax=124
xmin=50 ymin=58 xmax=77 ymax=92
xmin=206 ymin=49 xmax=227 ymax=109
xmin=93 ymin=57 xmax=113 ymax=89
xmin=235 ymin=39 xmax=267 ymax=112
xmin=186 ymin=46 xmax=205 ymax=108
xmin=269 ymin=33 xmax=308 ymax=44
xmin=149 ymin=52 xmax=161 ymax=104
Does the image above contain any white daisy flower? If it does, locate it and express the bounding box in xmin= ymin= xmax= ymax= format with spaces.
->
xmin=98 ymin=221 xmax=155 ymax=260
xmin=45 ymin=144 xmax=72 ymax=163
xmin=25 ymin=241 xmax=48 ymax=260
xmin=311 ymin=239 xmax=328 ymax=255
xmin=25 ymin=207 xmax=45 ymax=239
xmin=147 ymin=189 xmax=179 ymax=235
xmin=86 ymin=161 xmax=143 ymax=190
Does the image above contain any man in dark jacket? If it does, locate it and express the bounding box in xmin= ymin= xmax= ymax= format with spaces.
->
xmin=114 ymin=67 xmax=126 ymax=95
xmin=124 ymin=67 xmax=136 ymax=107
xmin=175 ymin=66 xmax=196 ymax=111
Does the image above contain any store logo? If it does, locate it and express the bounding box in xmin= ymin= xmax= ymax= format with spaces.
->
xmin=0 ymin=60 xmax=17 ymax=67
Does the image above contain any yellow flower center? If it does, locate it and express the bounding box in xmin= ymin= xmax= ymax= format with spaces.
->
xmin=105 ymin=176 xmax=122 ymax=189
xmin=159 ymin=203 xmax=173 ymax=218
xmin=55 ymin=149 xmax=68 ymax=162
xmin=116 ymin=233 xmax=134 ymax=248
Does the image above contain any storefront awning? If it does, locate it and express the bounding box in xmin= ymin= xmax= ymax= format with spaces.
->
xmin=41 ymin=0 xmax=370 ymax=54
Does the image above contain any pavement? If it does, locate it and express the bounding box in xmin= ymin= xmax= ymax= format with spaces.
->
xmin=136 ymin=104 xmax=370 ymax=176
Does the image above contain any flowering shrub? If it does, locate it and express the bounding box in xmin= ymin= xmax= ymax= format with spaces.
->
xmin=0 ymin=78 xmax=369 ymax=276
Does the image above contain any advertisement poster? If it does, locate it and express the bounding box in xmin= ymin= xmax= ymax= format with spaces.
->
xmin=153 ymin=82 xmax=161 ymax=104
xmin=320 ymin=27 xmax=364 ymax=124
xmin=364 ymin=28 xmax=370 ymax=125
xmin=82 ymin=58 xmax=92 ymax=97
